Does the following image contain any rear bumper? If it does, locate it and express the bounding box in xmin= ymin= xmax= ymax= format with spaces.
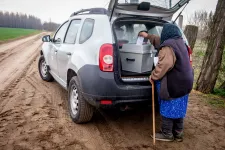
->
xmin=77 ymin=65 xmax=153 ymax=107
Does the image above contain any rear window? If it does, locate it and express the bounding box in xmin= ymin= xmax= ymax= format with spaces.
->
xmin=79 ymin=19 xmax=95 ymax=44
xmin=114 ymin=23 xmax=163 ymax=44
xmin=118 ymin=0 xmax=180 ymax=9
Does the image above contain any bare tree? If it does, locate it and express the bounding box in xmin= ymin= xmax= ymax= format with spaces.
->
xmin=188 ymin=10 xmax=214 ymax=40
xmin=196 ymin=0 xmax=225 ymax=93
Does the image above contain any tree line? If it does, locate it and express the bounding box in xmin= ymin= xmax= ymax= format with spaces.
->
xmin=0 ymin=11 xmax=59 ymax=31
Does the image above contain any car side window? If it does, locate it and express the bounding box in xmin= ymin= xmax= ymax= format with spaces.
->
xmin=64 ymin=20 xmax=81 ymax=44
xmin=54 ymin=21 xmax=69 ymax=43
xmin=79 ymin=19 xmax=95 ymax=44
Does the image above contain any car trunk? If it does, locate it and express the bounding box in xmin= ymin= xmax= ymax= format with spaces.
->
xmin=109 ymin=0 xmax=190 ymax=84
xmin=112 ymin=17 xmax=167 ymax=84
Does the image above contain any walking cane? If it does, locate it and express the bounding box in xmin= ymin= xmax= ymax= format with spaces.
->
xmin=151 ymin=80 xmax=156 ymax=148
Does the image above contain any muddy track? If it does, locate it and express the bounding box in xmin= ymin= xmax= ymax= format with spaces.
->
xmin=0 ymin=33 xmax=44 ymax=53
xmin=0 ymin=33 xmax=46 ymax=95
xmin=0 ymin=37 xmax=225 ymax=150
xmin=0 ymin=37 xmax=39 ymax=64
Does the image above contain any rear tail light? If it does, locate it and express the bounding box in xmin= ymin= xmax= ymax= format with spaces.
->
xmin=187 ymin=46 xmax=193 ymax=66
xmin=99 ymin=44 xmax=113 ymax=72
xmin=100 ymin=100 xmax=112 ymax=105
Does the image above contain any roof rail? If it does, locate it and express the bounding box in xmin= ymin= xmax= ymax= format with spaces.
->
xmin=70 ymin=8 xmax=108 ymax=17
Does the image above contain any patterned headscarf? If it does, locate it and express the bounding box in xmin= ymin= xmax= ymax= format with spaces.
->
xmin=160 ymin=23 xmax=182 ymax=44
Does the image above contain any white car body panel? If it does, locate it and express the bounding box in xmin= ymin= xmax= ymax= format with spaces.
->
xmin=42 ymin=14 xmax=113 ymax=88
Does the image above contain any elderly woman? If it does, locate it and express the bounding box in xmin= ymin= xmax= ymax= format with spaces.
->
xmin=139 ymin=23 xmax=194 ymax=142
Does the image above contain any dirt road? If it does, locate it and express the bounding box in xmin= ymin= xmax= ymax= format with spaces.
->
xmin=0 ymin=36 xmax=225 ymax=150
xmin=0 ymin=33 xmax=45 ymax=93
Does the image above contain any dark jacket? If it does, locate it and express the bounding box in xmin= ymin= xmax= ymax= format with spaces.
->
xmin=160 ymin=38 xmax=194 ymax=99
xmin=150 ymin=23 xmax=194 ymax=100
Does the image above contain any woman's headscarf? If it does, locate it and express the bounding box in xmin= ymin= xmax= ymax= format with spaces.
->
xmin=160 ymin=23 xmax=182 ymax=44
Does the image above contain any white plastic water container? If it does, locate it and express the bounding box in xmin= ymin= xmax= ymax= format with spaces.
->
xmin=120 ymin=44 xmax=157 ymax=73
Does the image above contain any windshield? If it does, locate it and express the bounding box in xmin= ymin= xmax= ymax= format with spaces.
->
xmin=118 ymin=0 xmax=180 ymax=9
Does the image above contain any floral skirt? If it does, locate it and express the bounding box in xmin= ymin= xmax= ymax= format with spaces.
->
xmin=155 ymin=81 xmax=189 ymax=119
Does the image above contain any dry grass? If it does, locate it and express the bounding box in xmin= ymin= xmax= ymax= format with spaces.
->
xmin=192 ymin=40 xmax=207 ymax=88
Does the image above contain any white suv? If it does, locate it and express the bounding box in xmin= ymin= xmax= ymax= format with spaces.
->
xmin=39 ymin=0 xmax=190 ymax=123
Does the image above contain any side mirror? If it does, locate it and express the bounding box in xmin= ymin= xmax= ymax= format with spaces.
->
xmin=42 ymin=35 xmax=51 ymax=42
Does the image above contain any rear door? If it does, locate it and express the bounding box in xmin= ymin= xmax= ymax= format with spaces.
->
xmin=57 ymin=19 xmax=81 ymax=83
xmin=108 ymin=0 xmax=189 ymax=20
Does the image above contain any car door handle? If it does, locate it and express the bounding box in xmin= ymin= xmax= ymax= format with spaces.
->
xmin=54 ymin=50 xmax=58 ymax=52
xmin=126 ymin=58 xmax=135 ymax=61
xmin=66 ymin=52 xmax=72 ymax=56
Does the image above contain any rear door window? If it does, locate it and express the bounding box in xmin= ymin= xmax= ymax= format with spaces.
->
xmin=64 ymin=20 xmax=81 ymax=44
xmin=79 ymin=19 xmax=95 ymax=44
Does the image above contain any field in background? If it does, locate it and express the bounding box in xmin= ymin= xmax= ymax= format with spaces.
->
xmin=0 ymin=27 xmax=40 ymax=42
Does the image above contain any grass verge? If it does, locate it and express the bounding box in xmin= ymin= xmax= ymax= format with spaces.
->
xmin=204 ymin=94 xmax=225 ymax=108
xmin=193 ymin=90 xmax=225 ymax=108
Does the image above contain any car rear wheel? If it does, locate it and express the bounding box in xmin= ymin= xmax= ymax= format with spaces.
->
xmin=38 ymin=55 xmax=53 ymax=82
xmin=68 ymin=76 xmax=94 ymax=123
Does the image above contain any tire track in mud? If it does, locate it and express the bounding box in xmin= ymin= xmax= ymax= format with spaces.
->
xmin=0 ymin=33 xmax=44 ymax=53
xmin=0 ymin=38 xmax=37 ymax=64
xmin=94 ymin=109 xmax=154 ymax=150
xmin=0 ymin=52 xmax=39 ymax=113
xmin=0 ymin=34 xmax=44 ymax=95
xmin=0 ymin=33 xmax=45 ymax=64
xmin=93 ymin=110 xmax=119 ymax=150
xmin=0 ymin=34 xmax=44 ymax=113
xmin=25 ymin=74 xmax=69 ymax=119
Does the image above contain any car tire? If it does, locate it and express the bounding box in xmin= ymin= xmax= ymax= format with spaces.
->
xmin=68 ymin=76 xmax=94 ymax=123
xmin=38 ymin=55 xmax=54 ymax=82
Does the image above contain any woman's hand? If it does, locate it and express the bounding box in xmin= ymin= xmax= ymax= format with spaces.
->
xmin=139 ymin=32 xmax=149 ymax=38
xmin=149 ymin=75 xmax=154 ymax=84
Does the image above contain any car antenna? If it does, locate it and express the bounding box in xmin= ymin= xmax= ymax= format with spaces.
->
xmin=173 ymin=2 xmax=189 ymax=24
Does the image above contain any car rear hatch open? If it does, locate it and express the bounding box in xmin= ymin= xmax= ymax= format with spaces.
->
xmin=112 ymin=17 xmax=166 ymax=84
xmin=108 ymin=0 xmax=190 ymax=20
xmin=109 ymin=0 xmax=190 ymax=84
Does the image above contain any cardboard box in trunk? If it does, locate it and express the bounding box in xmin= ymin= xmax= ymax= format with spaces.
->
xmin=120 ymin=44 xmax=157 ymax=73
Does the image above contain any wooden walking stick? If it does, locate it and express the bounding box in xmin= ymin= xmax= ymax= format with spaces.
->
xmin=151 ymin=80 xmax=156 ymax=148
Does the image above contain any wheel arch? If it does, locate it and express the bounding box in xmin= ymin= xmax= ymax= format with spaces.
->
xmin=67 ymin=69 xmax=77 ymax=88
xmin=40 ymin=50 xmax=43 ymax=55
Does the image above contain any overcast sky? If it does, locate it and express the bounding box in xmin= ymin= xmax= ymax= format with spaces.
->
xmin=0 ymin=0 xmax=218 ymax=24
